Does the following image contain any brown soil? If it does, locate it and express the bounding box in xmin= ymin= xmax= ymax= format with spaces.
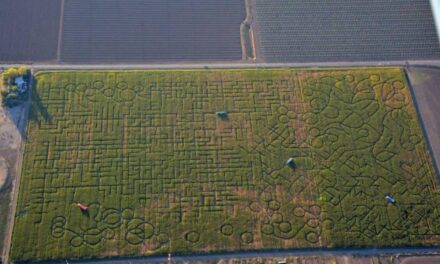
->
xmin=406 ymin=66 xmax=440 ymax=178
xmin=0 ymin=157 xmax=7 ymax=190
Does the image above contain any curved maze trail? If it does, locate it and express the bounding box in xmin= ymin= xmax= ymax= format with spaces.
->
xmin=301 ymin=70 xmax=440 ymax=247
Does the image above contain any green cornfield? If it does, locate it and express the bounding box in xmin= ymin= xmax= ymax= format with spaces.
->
xmin=11 ymin=68 xmax=440 ymax=261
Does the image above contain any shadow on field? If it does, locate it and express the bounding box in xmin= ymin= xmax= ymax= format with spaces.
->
xmin=29 ymin=78 xmax=51 ymax=124
xmin=81 ymin=209 xmax=90 ymax=218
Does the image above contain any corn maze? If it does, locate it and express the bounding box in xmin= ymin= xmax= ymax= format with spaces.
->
xmin=11 ymin=69 xmax=440 ymax=261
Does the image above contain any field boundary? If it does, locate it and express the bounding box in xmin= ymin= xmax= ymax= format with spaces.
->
xmin=11 ymin=68 xmax=440 ymax=262
xmin=403 ymin=67 xmax=440 ymax=182
xmin=45 ymin=246 xmax=440 ymax=263
xmin=3 ymin=59 xmax=440 ymax=71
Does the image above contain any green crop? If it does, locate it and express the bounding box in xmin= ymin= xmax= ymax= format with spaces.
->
xmin=11 ymin=68 xmax=440 ymax=262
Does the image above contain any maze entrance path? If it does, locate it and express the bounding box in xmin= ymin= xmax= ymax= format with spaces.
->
xmin=11 ymin=69 xmax=440 ymax=262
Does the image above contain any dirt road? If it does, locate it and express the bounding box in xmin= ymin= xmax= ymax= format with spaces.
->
xmin=1 ymin=59 xmax=440 ymax=71
xmin=63 ymin=247 xmax=440 ymax=264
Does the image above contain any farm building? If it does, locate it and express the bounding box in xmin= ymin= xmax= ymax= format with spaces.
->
xmin=14 ymin=77 xmax=27 ymax=93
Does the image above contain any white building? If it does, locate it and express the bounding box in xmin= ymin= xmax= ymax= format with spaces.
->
xmin=14 ymin=76 xmax=27 ymax=93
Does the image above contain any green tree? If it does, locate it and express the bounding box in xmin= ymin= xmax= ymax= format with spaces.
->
xmin=16 ymin=66 xmax=28 ymax=76
xmin=3 ymin=68 xmax=19 ymax=85
xmin=2 ymin=67 xmax=28 ymax=85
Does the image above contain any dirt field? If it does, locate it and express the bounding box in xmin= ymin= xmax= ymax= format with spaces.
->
xmin=0 ymin=158 xmax=7 ymax=190
xmin=406 ymin=66 xmax=440 ymax=179
xmin=0 ymin=0 xmax=61 ymax=62
xmin=401 ymin=255 xmax=440 ymax=264
xmin=252 ymin=0 xmax=440 ymax=62
xmin=162 ymin=254 xmax=440 ymax=264
xmin=0 ymin=97 xmax=28 ymax=262
xmin=61 ymin=0 xmax=246 ymax=63
xmin=1 ymin=0 xmax=440 ymax=64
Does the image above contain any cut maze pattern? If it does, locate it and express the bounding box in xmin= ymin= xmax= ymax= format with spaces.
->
xmin=303 ymin=72 xmax=440 ymax=246
xmin=11 ymin=69 xmax=440 ymax=262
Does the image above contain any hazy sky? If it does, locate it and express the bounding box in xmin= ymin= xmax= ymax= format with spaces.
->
xmin=431 ymin=0 xmax=440 ymax=41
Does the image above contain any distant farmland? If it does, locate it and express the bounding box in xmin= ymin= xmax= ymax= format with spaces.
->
xmin=0 ymin=0 xmax=61 ymax=62
xmin=2 ymin=0 xmax=440 ymax=63
xmin=11 ymin=68 xmax=440 ymax=262
xmin=61 ymin=0 xmax=246 ymax=63
xmin=0 ymin=0 xmax=245 ymax=63
xmin=252 ymin=0 xmax=440 ymax=62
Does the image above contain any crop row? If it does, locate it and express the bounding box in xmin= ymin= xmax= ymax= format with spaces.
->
xmin=61 ymin=0 xmax=245 ymax=62
xmin=253 ymin=0 xmax=440 ymax=62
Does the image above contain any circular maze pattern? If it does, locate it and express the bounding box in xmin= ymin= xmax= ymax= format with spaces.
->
xmin=50 ymin=206 xmax=157 ymax=248
xmin=63 ymin=81 xmax=147 ymax=105
xmin=125 ymin=219 xmax=155 ymax=245
xmin=305 ymin=231 xmax=319 ymax=243
xmin=240 ymin=232 xmax=253 ymax=244
xmin=220 ymin=224 xmax=234 ymax=236
xmin=185 ymin=231 xmax=200 ymax=243
xmin=261 ymin=224 xmax=274 ymax=235
xmin=50 ymin=216 xmax=66 ymax=239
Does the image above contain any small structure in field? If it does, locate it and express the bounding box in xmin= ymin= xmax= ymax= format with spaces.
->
xmin=286 ymin=158 xmax=296 ymax=169
xmin=216 ymin=111 xmax=228 ymax=119
xmin=76 ymin=202 xmax=89 ymax=212
xmin=385 ymin=195 xmax=396 ymax=205
xmin=14 ymin=76 xmax=28 ymax=93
